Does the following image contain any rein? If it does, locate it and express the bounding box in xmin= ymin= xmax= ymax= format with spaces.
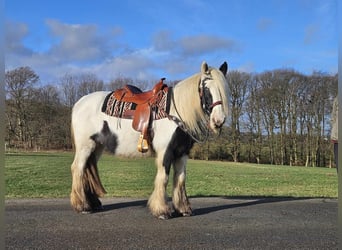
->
xmin=168 ymin=85 xmax=210 ymax=144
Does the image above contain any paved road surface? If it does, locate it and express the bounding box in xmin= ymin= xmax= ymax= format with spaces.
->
xmin=5 ymin=197 xmax=338 ymax=249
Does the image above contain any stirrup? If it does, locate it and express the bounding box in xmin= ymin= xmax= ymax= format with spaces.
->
xmin=137 ymin=134 xmax=149 ymax=153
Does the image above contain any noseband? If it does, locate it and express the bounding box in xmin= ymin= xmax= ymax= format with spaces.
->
xmin=199 ymin=76 xmax=223 ymax=116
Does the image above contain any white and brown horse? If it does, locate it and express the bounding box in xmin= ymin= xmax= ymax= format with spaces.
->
xmin=70 ymin=61 xmax=229 ymax=219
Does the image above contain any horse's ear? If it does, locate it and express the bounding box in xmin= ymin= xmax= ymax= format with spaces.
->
xmin=219 ymin=62 xmax=228 ymax=75
xmin=201 ymin=61 xmax=209 ymax=74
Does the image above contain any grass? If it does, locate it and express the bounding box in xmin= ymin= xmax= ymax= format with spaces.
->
xmin=5 ymin=152 xmax=338 ymax=199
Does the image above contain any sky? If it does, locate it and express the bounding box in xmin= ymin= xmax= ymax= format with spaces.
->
xmin=5 ymin=0 xmax=338 ymax=85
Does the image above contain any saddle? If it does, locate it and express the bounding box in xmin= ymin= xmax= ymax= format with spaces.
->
xmin=113 ymin=78 xmax=168 ymax=153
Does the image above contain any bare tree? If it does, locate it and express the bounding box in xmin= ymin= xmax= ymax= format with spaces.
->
xmin=5 ymin=67 xmax=39 ymax=148
xmin=106 ymin=77 xmax=134 ymax=91
xmin=256 ymin=71 xmax=278 ymax=164
xmin=245 ymin=75 xmax=263 ymax=163
xmin=29 ymin=85 xmax=68 ymax=149
xmin=77 ymin=73 xmax=104 ymax=97
xmin=303 ymin=72 xmax=334 ymax=167
xmin=227 ymin=71 xmax=250 ymax=162
xmin=60 ymin=73 xmax=104 ymax=107
xmin=60 ymin=73 xmax=78 ymax=107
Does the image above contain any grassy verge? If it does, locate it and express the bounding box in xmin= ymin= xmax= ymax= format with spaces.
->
xmin=5 ymin=152 xmax=338 ymax=198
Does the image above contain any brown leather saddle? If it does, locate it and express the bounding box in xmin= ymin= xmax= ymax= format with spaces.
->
xmin=109 ymin=78 xmax=169 ymax=153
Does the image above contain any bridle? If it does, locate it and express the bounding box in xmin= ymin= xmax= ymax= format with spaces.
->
xmin=168 ymin=73 xmax=224 ymax=143
xmin=199 ymin=75 xmax=223 ymax=116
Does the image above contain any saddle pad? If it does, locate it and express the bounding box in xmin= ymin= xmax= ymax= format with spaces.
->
xmin=101 ymin=88 xmax=171 ymax=120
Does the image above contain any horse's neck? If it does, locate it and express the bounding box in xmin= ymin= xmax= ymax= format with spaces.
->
xmin=170 ymin=73 xmax=207 ymax=134
xmin=173 ymin=74 xmax=199 ymax=96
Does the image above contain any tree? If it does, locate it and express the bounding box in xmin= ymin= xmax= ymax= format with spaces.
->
xmin=5 ymin=66 xmax=39 ymax=148
xmin=303 ymin=72 xmax=335 ymax=167
xmin=77 ymin=73 xmax=104 ymax=97
xmin=245 ymin=75 xmax=263 ymax=163
xmin=227 ymin=71 xmax=250 ymax=162
xmin=60 ymin=73 xmax=104 ymax=107
xmin=60 ymin=74 xmax=78 ymax=107
xmin=256 ymin=71 xmax=278 ymax=164
xmin=106 ymin=76 xmax=133 ymax=91
xmin=106 ymin=76 xmax=150 ymax=91
xmin=29 ymin=85 xmax=71 ymax=149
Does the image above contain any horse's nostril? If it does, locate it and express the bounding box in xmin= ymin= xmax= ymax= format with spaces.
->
xmin=215 ymin=123 xmax=223 ymax=129
xmin=213 ymin=116 xmax=225 ymax=128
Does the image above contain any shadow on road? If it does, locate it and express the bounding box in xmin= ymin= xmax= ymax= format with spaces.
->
xmin=190 ymin=196 xmax=312 ymax=216
xmin=99 ymin=196 xmax=313 ymax=218
xmin=102 ymin=199 xmax=147 ymax=212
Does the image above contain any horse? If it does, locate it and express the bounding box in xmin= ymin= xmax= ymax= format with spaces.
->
xmin=70 ymin=61 xmax=229 ymax=219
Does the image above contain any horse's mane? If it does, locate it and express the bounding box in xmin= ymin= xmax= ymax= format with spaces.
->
xmin=171 ymin=67 xmax=229 ymax=135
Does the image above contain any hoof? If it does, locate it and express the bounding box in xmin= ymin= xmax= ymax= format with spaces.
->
xmin=182 ymin=211 xmax=193 ymax=217
xmin=80 ymin=205 xmax=104 ymax=214
xmin=81 ymin=210 xmax=93 ymax=215
xmin=158 ymin=214 xmax=171 ymax=220
xmin=173 ymin=209 xmax=193 ymax=217
xmin=172 ymin=207 xmax=194 ymax=217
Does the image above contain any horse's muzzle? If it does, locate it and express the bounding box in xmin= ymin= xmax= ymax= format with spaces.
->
xmin=210 ymin=116 xmax=225 ymax=132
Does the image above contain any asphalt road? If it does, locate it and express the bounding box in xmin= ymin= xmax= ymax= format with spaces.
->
xmin=5 ymin=197 xmax=338 ymax=249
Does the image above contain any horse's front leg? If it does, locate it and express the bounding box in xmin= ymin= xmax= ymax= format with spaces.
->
xmin=148 ymin=151 xmax=171 ymax=219
xmin=172 ymin=156 xmax=192 ymax=216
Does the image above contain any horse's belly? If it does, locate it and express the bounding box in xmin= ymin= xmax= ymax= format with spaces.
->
xmin=106 ymin=118 xmax=144 ymax=157
xmin=106 ymin=117 xmax=177 ymax=157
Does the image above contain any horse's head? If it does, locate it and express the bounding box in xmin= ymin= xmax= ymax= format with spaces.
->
xmin=199 ymin=61 xmax=229 ymax=133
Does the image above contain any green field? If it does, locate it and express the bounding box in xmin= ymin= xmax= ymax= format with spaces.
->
xmin=5 ymin=152 xmax=338 ymax=198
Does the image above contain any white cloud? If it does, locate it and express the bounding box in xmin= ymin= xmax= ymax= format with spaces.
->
xmin=153 ymin=31 xmax=240 ymax=56
xmin=257 ymin=18 xmax=273 ymax=32
xmin=5 ymin=20 xmax=33 ymax=56
xmin=179 ymin=34 xmax=240 ymax=56
xmin=237 ymin=62 xmax=255 ymax=73
xmin=304 ymin=24 xmax=319 ymax=45
xmin=6 ymin=19 xmax=127 ymax=82
xmin=153 ymin=31 xmax=176 ymax=52
xmin=5 ymin=19 xmax=242 ymax=83
xmin=45 ymin=19 xmax=117 ymax=62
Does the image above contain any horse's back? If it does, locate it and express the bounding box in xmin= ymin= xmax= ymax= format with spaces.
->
xmin=73 ymin=91 xmax=109 ymax=119
xmin=73 ymin=91 xmax=109 ymax=111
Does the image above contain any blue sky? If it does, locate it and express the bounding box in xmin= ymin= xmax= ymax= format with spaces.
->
xmin=5 ymin=0 xmax=338 ymax=84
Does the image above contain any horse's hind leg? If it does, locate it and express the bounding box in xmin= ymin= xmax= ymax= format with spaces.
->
xmin=172 ymin=156 xmax=192 ymax=216
xmin=70 ymin=140 xmax=106 ymax=213
xmin=70 ymin=145 xmax=92 ymax=213
xmin=148 ymin=151 xmax=171 ymax=219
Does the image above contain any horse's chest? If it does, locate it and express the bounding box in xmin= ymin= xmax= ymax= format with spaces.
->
xmin=162 ymin=128 xmax=194 ymax=174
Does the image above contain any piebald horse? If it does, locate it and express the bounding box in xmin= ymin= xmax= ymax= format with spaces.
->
xmin=70 ymin=61 xmax=229 ymax=219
